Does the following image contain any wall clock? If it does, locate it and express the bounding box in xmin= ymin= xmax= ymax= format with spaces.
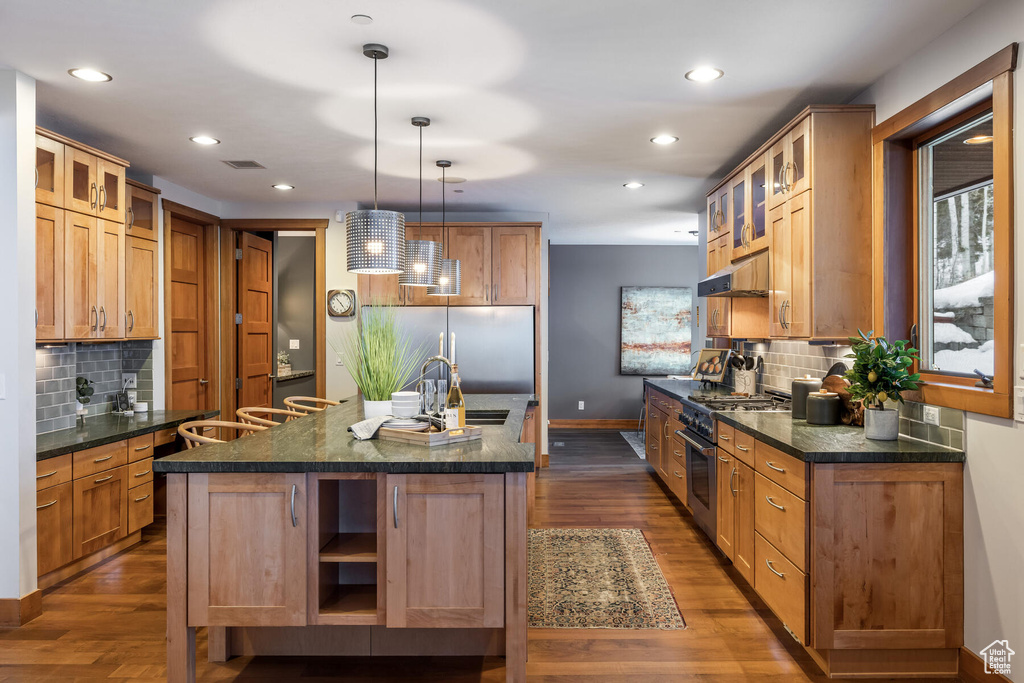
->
xmin=327 ymin=289 xmax=356 ymax=317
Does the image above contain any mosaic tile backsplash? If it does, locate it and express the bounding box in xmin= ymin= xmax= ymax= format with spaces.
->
xmin=35 ymin=341 xmax=155 ymax=435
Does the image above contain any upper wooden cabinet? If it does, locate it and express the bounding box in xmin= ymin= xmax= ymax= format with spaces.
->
xmin=706 ymin=235 xmax=731 ymax=337
xmin=732 ymin=154 xmax=769 ymax=260
xmin=447 ymin=225 xmax=492 ymax=305
xmin=126 ymin=236 xmax=159 ymax=338
xmin=767 ymin=116 xmax=811 ymax=209
xmin=64 ymin=211 xmax=100 ymax=340
xmin=706 ymin=184 xmax=730 ymax=243
xmin=492 ymin=226 xmax=537 ymax=305
xmin=98 ymin=220 xmax=126 ymax=339
xmin=35 ymin=134 xmax=65 ymax=207
xmin=35 ymin=204 xmax=64 ymax=341
xmin=60 ymin=141 xmax=127 ymax=222
xmin=126 ymin=180 xmax=159 ymax=241
xmin=405 ymin=224 xmax=445 ymax=306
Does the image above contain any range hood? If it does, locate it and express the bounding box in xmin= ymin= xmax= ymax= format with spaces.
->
xmin=698 ymin=251 xmax=769 ymax=298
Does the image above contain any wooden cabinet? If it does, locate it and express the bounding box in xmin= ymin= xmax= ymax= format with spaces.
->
xmin=64 ymin=211 xmax=99 ymax=339
xmin=768 ymin=192 xmax=812 ymax=338
xmin=767 ymin=115 xmax=811 ymax=210
xmin=96 ymin=159 xmax=126 ymax=222
xmin=716 ymin=453 xmax=736 ymax=561
xmin=72 ymin=464 xmax=129 ymax=559
xmin=404 ymin=224 xmax=445 ymax=306
xmin=99 ymin=219 xmax=126 ymax=338
xmin=126 ymin=235 xmax=159 ymax=338
xmin=187 ymin=473 xmax=308 ymax=626
xmin=706 ymin=236 xmax=731 ymax=337
xmin=386 ymin=473 xmax=504 ymax=628
xmin=706 ymin=184 xmax=730 ymax=243
xmin=492 ymin=226 xmax=537 ymax=304
xmin=732 ymin=154 xmax=769 ymax=260
xmin=63 ymin=145 xmax=126 ymax=223
xmin=754 ymin=532 xmax=808 ymax=642
xmin=447 ymin=225 xmax=492 ymax=305
xmin=35 ymin=204 xmax=64 ymax=341
xmin=645 ymin=405 xmax=665 ymax=475
xmin=734 ymin=461 xmax=755 ymax=584
xmin=126 ymin=180 xmax=159 ymax=241
xmin=37 ymin=482 xmax=73 ymax=575
xmin=35 ymin=134 xmax=64 ymax=207
xmin=128 ymin=481 xmax=154 ymax=534
xmin=358 ymin=269 xmax=401 ymax=306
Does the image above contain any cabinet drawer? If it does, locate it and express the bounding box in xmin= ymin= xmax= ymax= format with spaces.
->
xmin=755 ymin=441 xmax=807 ymax=498
xmin=651 ymin=390 xmax=672 ymax=412
xmin=128 ymin=482 xmax=154 ymax=534
xmin=37 ymin=481 xmax=74 ymax=575
xmin=128 ymin=457 xmax=154 ymax=486
xmin=667 ymin=444 xmax=687 ymax=501
xmin=154 ymin=428 xmax=177 ymax=447
xmin=755 ymin=533 xmax=807 ymax=644
xmin=754 ymin=474 xmax=807 ymax=571
xmin=37 ymin=454 xmax=72 ymax=490
xmin=733 ymin=430 xmax=756 ymax=467
xmin=73 ymin=441 xmax=128 ymax=479
xmin=717 ymin=421 xmax=735 ymax=454
xmin=128 ymin=434 xmax=154 ymax=462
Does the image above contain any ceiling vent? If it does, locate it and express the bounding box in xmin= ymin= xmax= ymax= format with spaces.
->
xmin=222 ymin=160 xmax=266 ymax=170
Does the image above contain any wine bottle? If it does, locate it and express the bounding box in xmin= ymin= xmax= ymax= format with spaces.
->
xmin=445 ymin=364 xmax=466 ymax=428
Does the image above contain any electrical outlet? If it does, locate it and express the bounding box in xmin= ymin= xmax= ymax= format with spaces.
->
xmin=123 ymin=373 xmax=137 ymax=390
xmin=290 ymin=339 xmax=300 ymax=349
xmin=922 ymin=405 xmax=940 ymax=425
xmin=578 ymin=401 xmax=585 ymax=410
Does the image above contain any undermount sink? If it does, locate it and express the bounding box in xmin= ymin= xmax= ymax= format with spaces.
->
xmin=464 ymin=410 xmax=510 ymax=426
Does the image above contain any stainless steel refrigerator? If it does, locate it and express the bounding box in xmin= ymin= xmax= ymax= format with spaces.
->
xmin=364 ymin=306 xmax=535 ymax=394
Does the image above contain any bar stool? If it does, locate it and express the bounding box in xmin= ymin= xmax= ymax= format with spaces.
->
xmin=283 ymin=396 xmax=341 ymax=414
xmin=236 ymin=406 xmax=306 ymax=428
xmin=178 ymin=420 xmax=267 ymax=449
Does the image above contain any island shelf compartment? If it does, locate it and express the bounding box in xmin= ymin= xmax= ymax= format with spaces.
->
xmin=308 ymin=473 xmax=386 ymax=625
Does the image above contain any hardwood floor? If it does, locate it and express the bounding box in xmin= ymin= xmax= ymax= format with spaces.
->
xmin=0 ymin=429 xmax=950 ymax=681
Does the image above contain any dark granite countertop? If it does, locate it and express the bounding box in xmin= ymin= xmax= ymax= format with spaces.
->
xmin=276 ymin=370 xmax=314 ymax=382
xmin=644 ymin=378 xmax=964 ymax=464
xmin=153 ymin=394 xmax=536 ymax=474
xmin=37 ymin=409 xmax=220 ymax=461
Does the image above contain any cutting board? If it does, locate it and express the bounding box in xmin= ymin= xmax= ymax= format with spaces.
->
xmin=378 ymin=425 xmax=483 ymax=446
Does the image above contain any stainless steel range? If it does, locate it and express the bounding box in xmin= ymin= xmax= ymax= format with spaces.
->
xmin=676 ymin=391 xmax=791 ymax=541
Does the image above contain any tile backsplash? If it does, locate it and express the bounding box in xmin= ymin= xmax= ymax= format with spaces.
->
xmin=35 ymin=341 xmax=155 ymax=435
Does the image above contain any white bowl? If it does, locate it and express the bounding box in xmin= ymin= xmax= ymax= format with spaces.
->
xmin=392 ymin=404 xmax=419 ymax=418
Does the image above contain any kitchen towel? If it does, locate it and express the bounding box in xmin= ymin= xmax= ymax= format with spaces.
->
xmin=348 ymin=415 xmax=391 ymax=440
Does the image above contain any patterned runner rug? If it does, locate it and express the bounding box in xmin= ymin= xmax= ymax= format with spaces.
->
xmin=528 ymin=528 xmax=685 ymax=629
xmin=620 ymin=430 xmax=646 ymax=459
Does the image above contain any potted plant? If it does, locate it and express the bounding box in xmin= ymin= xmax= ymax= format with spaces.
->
xmin=330 ymin=301 xmax=425 ymax=419
xmin=844 ymin=329 xmax=921 ymax=440
xmin=277 ymin=350 xmax=292 ymax=377
xmin=75 ymin=376 xmax=94 ymax=417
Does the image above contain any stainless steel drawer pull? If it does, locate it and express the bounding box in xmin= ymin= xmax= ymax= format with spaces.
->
xmin=717 ymin=456 xmax=729 ymax=463
xmin=765 ymin=558 xmax=786 ymax=578
xmin=37 ymin=500 xmax=58 ymax=510
xmin=37 ymin=470 xmax=58 ymax=480
xmin=290 ymin=484 xmax=298 ymax=527
xmin=94 ymin=455 xmax=113 ymax=463
xmin=134 ymin=444 xmax=151 ymax=452
xmin=673 ymin=471 xmax=683 ymax=479
xmin=134 ymin=469 xmax=150 ymax=478
xmin=765 ymin=495 xmax=786 ymax=511
xmin=673 ymin=451 xmax=683 ymax=457
xmin=393 ymin=486 xmax=399 ymax=528
xmin=719 ymin=434 xmax=731 ymax=441
xmin=737 ymin=445 xmax=749 ymax=452
xmin=134 ymin=494 xmax=151 ymax=503
xmin=765 ymin=461 xmax=785 ymax=473
xmin=94 ymin=475 xmax=114 ymax=483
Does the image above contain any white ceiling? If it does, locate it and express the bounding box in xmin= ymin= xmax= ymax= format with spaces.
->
xmin=0 ymin=0 xmax=987 ymax=244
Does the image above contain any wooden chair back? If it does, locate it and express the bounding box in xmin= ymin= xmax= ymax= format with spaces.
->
xmin=283 ymin=396 xmax=341 ymax=414
xmin=177 ymin=420 xmax=267 ymax=450
xmin=236 ymin=406 xmax=306 ymax=428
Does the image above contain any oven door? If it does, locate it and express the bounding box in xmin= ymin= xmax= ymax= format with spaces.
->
xmin=678 ymin=427 xmax=717 ymax=541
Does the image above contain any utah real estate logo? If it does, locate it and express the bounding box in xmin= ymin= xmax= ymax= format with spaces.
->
xmin=981 ymin=639 xmax=1014 ymax=676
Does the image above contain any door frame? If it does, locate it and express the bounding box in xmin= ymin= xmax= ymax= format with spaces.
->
xmin=219 ymin=219 xmax=329 ymax=424
xmin=162 ymin=199 xmax=220 ymax=412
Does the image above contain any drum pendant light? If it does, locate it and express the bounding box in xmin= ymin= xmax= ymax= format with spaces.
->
xmin=346 ymin=44 xmax=406 ymax=274
xmin=428 ymin=160 xmax=462 ymax=296
xmin=399 ymin=117 xmax=442 ymax=287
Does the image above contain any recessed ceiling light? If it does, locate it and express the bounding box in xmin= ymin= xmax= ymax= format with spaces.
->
xmin=963 ymin=135 xmax=994 ymax=145
xmin=351 ymin=14 xmax=373 ymax=24
xmin=685 ymin=66 xmax=724 ymax=83
xmin=623 ymin=182 xmax=644 ymax=189
xmin=650 ymin=135 xmax=679 ymax=145
xmin=189 ymin=135 xmax=220 ymax=145
xmin=272 ymin=184 xmax=294 ymax=190
xmin=68 ymin=68 xmax=112 ymax=82
xmin=438 ymin=176 xmax=467 ymax=184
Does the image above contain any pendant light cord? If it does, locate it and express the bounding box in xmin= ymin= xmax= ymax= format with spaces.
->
xmin=418 ymin=125 xmax=423 ymax=224
xmin=373 ymin=54 xmax=378 ymax=210
xmin=442 ymin=165 xmax=446 ymax=230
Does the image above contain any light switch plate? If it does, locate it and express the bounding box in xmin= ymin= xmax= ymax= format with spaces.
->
xmin=578 ymin=401 xmax=585 ymax=410
xmin=290 ymin=339 xmax=300 ymax=349
xmin=922 ymin=405 xmax=940 ymax=425
xmin=123 ymin=373 xmax=137 ymax=389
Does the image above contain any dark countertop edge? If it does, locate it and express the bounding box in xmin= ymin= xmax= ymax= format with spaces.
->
xmin=37 ymin=410 xmax=220 ymax=461
xmin=153 ymin=460 xmax=535 ymax=474
xmin=276 ymin=370 xmax=315 ymax=382
xmin=714 ymin=411 xmax=966 ymax=464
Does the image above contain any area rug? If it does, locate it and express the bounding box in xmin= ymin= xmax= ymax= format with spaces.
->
xmin=620 ymin=431 xmax=646 ymax=459
xmin=528 ymin=528 xmax=685 ymax=629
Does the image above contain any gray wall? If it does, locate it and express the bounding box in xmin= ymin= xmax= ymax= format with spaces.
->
xmin=549 ymin=244 xmax=703 ymax=420
xmin=273 ymin=235 xmax=317 ymax=407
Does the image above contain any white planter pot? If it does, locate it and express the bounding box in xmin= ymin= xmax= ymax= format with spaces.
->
xmin=76 ymin=401 xmax=87 ymax=416
xmin=864 ymin=408 xmax=899 ymax=441
xmin=363 ymin=399 xmax=392 ymax=419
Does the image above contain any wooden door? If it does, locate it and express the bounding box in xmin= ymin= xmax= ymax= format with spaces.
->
xmin=716 ymin=454 xmax=736 ymax=561
xmin=96 ymin=159 xmax=125 ymax=223
xmin=446 ymin=226 xmax=491 ymax=305
xmin=386 ymin=473 xmax=504 ymax=628
xmin=747 ymin=154 xmax=769 ymax=253
xmin=168 ymin=216 xmax=212 ymax=409
xmin=734 ymin=461 xmax=755 ymax=584
xmin=64 ymin=211 xmax=99 ymax=339
xmin=729 ymin=174 xmax=746 ymax=257
xmin=786 ymin=191 xmax=812 ymax=338
xmin=37 ymin=482 xmax=73 ymax=575
xmin=35 ymin=135 xmax=64 ymax=207
xmin=98 ymin=220 xmax=125 ymax=339
xmin=187 ymin=473 xmax=307 ymax=627
xmin=767 ymin=137 xmax=788 ymax=210
xmin=768 ymin=204 xmax=789 ymax=338
xmin=36 ymin=204 xmax=64 ymax=340
xmin=126 ymin=235 xmax=159 ymax=338
xmin=785 ymin=117 xmax=812 ymax=197
xmin=492 ymin=226 xmax=536 ymax=305
xmin=238 ymin=232 xmax=274 ymax=409
xmin=405 ymin=224 xmax=444 ymax=306
xmin=72 ymin=465 xmax=128 ymax=559
xmin=64 ymin=147 xmax=98 ymax=216
xmin=126 ymin=183 xmax=158 ymax=240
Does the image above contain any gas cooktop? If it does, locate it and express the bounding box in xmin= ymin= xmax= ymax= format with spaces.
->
xmin=687 ymin=393 xmax=792 ymax=413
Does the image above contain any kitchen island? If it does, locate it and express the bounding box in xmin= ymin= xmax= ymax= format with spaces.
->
xmin=154 ymin=394 xmax=535 ymax=683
